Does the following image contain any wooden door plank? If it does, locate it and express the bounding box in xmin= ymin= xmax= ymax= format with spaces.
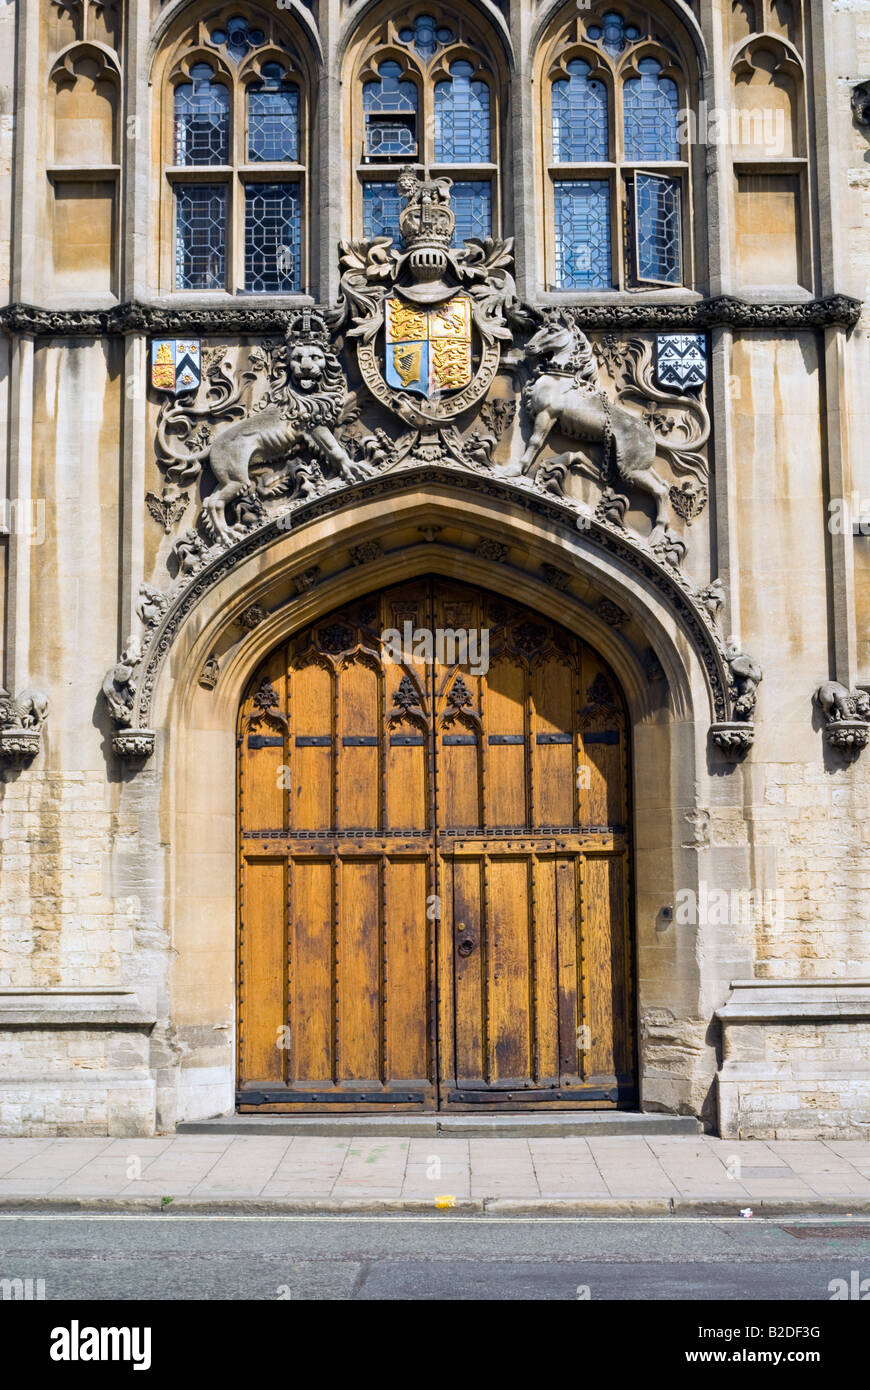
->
xmin=288 ymin=857 xmax=334 ymax=1083
xmin=383 ymin=855 xmax=433 ymax=1084
xmin=337 ymin=657 xmax=380 ymax=831
xmin=336 ymin=855 xmax=382 ymax=1082
xmin=486 ymin=856 xmax=532 ymax=1084
xmin=290 ymin=660 xmax=333 ymax=832
xmin=450 ymin=854 xmax=486 ymax=1084
xmin=483 ymin=656 xmax=527 ymax=828
xmin=238 ymin=858 xmax=285 ymax=1084
xmin=533 ymin=853 xmax=560 ymax=1085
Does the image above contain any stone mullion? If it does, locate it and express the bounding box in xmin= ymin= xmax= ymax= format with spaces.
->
xmin=705 ymin=6 xmax=739 ymax=644
xmin=123 ymin=0 xmax=151 ymax=302
xmin=708 ymin=326 xmax=739 ymax=643
xmin=808 ymin=4 xmax=855 ymax=689
xmin=4 ymin=336 xmax=34 ymax=695
xmin=706 ymin=0 xmax=735 ymax=298
xmin=4 ymin=0 xmax=40 ymax=694
xmin=118 ymin=1 xmax=152 ymax=650
xmin=319 ymin=0 xmax=342 ymax=306
xmin=807 ymin=0 xmax=836 ymax=296
xmin=509 ymin=4 xmax=533 ymax=304
xmin=822 ymin=326 xmax=858 ymax=688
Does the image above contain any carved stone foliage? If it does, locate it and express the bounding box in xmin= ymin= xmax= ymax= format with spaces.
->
xmin=1 ymin=295 xmax=861 ymax=340
xmin=0 ymin=686 xmax=49 ymax=765
xmin=146 ymin=488 xmax=188 ymax=534
xmin=814 ymin=681 xmax=870 ymax=762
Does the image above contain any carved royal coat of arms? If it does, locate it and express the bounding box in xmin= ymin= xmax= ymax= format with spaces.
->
xmin=330 ymin=167 xmax=524 ymax=435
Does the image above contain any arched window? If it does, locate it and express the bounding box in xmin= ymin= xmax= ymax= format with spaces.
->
xmin=538 ymin=7 xmax=693 ymax=291
xmin=623 ymin=58 xmax=679 ymax=161
xmin=174 ymin=64 xmax=230 ymax=165
xmin=434 ymin=60 xmax=490 ymax=162
xmin=348 ymin=7 xmax=502 ymax=246
xmin=156 ymin=8 xmax=311 ymax=295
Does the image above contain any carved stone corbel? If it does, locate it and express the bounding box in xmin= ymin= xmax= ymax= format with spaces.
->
xmin=709 ymin=722 xmax=755 ymax=760
xmin=111 ymin=730 xmax=156 ymax=760
xmin=814 ymin=681 xmax=870 ymax=762
xmin=0 ymin=686 xmax=49 ymax=765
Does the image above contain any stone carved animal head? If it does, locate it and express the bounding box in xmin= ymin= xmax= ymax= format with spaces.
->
xmin=288 ymin=342 xmax=330 ymax=393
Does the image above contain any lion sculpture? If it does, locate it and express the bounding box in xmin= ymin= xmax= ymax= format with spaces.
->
xmin=157 ymin=319 xmax=371 ymax=543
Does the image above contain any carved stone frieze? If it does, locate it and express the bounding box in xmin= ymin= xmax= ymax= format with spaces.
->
xmin=541 ymin=564 xmax=570 ymax=590
xmin=0 ymin=296 xmax=861 ymax=339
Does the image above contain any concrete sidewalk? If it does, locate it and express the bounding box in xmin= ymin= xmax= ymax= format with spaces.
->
xmin=2 ymin=1134 xmax=870 ymax=1214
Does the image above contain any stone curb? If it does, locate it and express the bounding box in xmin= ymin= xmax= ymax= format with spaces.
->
xmin=1 ymin=1195 xmax=869 ymax=1217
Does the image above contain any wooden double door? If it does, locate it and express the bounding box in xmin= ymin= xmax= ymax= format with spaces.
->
xmin=237 ymin=578 xmax=635 ymax=1111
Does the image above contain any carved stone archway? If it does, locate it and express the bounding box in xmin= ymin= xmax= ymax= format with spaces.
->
xmin=130 ymin=480 xmax=743 ymax=1128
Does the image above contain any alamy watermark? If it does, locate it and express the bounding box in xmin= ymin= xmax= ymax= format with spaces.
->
xmin=674 ymin=882 xmax=784 ymax=927
xmin=381 ymin=621 xmax=490 ymax=676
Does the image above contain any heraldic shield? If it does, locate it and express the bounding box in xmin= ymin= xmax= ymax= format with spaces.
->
xmin=385 ymin=294 xmax=473 ymax=398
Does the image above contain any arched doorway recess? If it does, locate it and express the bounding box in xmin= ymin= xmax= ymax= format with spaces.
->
xmin=236 ymin=575 xmax=635 ymax=1111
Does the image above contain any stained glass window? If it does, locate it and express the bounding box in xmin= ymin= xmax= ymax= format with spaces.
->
xmin=553 ymin=180 xmax=612 ymax=289
xmin=624 ymin=59 xmax=680 ymax=161
xmin=175 ymin=184 xmax=227 ymax=289
xmin=451 ymin=180 xmax=492 ymax=243
xmin=397 ymin=14 xmax=454 ymax=59
xmin=434 ymin=61 xmax=490 ymax=162
xmin=363 ymin=60 xmax=418 ymax=158
xmin=362 ymin=181 xmax=402 ymax=240
xmin=248 ymin=64 xmax=299 ymax=162
xmin=633 ymin=172 xmax=681 ymax=284
xmin=209 ymin=15 xmax=266 ymax=61
xmin=244 ymin=183 xmax=301 ymax=291
xmin=174 ymin=65 xmax=229 ymax=165
xmin=552 ymin=60 xmax=608 ymax=162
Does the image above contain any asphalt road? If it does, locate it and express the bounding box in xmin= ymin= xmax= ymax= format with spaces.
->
xmin=2 ymin=1215 xmax=870 ymax=1301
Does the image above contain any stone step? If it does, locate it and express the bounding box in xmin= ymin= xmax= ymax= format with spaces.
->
xmin=177 ymin=1112 xmax=702 ymax=1139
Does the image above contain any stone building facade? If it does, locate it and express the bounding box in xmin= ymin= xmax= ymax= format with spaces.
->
xmin=0 ymin=0 xmax=869 ymax=1138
